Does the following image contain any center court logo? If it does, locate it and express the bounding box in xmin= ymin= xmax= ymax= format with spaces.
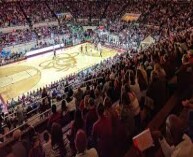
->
xmin=39 ymin=52 xmax=79 ymax=71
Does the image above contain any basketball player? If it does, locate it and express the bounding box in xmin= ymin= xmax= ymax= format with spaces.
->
xmin=53 ymin=48 xmax=56 ymax=60
xmin=98 ymin=42 xmax=102 ymax=57
xmin=95 ymin=43 xmax=97 ymax=50
xmin=80 ymin=45 xmax=83 ymax=54
xmin=100 ymin=49 xmax=102 ymax=57
xmin=60 ymin=42 xmax=63 ymax=51
xmin=85 ymin=44 xmax=88 ymax=54
xmin=90 ymin=48 xmax=92 ymax=56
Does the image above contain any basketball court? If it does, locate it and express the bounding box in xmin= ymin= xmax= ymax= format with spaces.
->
xmin=0 ymin=43 xmax=118 ymax=102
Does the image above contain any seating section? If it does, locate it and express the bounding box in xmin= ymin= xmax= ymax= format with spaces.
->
xmin=104 ymin=0 xmax=127 ymax=18
xmin=0 ymin=2 xmax=26 ymax=27
xmin=22 ymin=1 xmax=55 ymax=24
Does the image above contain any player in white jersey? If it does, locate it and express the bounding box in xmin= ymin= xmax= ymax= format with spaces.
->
xmin=97 ymin=42 xmax=102 ymax=57
xmin=85 ymin=44 xmax=88 ymax=54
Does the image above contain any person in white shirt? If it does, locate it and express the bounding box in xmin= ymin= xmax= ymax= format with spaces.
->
xmin=159 ymin=133 xmax=193 ymax=157
xmin=129 ymin=71 xmax=141 ymax=102
xmin=75 ymin=129 xmax=98 ymax=157
xmin=156 ymin=114 xmax=193 ymax=157
xmin=43 ymin=132 xmax=52 ymax=157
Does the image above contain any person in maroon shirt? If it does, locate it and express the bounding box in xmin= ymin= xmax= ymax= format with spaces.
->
xmin=29 ymin=135 xmax=45 ymax=157
xmin=85 ymin=98 xmax=98 ymax=137
xmin=67 ymin=109 xmax=85 ymax=149
xmin=47 ymin=105 xmax=61 ymax=129
xmin=92 ymin=103 xmax=113 ymax=157
xmin=176 ymin=54 xmax=193 ymax=93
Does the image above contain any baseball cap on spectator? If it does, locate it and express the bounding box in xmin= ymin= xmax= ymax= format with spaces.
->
xmin=75 ymin=129 xmax=87 ymax=153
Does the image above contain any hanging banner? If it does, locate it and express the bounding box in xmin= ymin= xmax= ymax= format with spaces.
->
xmin=122 ymin=13 xmax=141 ymax=22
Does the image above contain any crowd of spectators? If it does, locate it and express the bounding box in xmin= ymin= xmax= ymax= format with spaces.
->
xmin=66 ymin=1 xmax=90 ymax=18
xmin=0 ymin=24 xmax=193 ymax=156
xmin=1 ymin=1 xmax=192 ymax=48
xmin=97 ymin=21 xmax=160 ymax=50
xmin=105 ymin=0 xmax=127 ymax=19
xmin=22 ymin=1 xmax=55 ymax=24
xmin=1 ymin=0 xmax=193 ymax=50
xmin=0 ymin=29 xmax=36 ymax=47
xmin=0 ymin=24 xmax=82 ymax=48
xmin=90 ymin=1 xmax=107 ymax=19
xmin=48 ymin=1 xmax=67 ymax=15
xmin=0 ymin=2 xmax=27 ymax=28
xmin=1 ymin=0 xmax=193 ymax=28
xmin=138 ymin=1 xmax=193 ymax=32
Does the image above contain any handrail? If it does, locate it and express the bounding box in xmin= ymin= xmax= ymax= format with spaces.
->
xmin=26 ymin=76 xmax=103 ymax=116
xmin=1 ymin=98 xmax=61 ymax=140
xmin=0 ymin=76 xmax=103 ymax=140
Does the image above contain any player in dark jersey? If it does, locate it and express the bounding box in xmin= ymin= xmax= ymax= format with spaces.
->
xmin=53 ymin=48 xmax=56 ymax=60
xmin=85 ymin=45 xmax=88 ymax=54
xmin=100 ymin=49 xmax=102 ymax=57
xmin=80 ymin=45 xmax=83 ymax=54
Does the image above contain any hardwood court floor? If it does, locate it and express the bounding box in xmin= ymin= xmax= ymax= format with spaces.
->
xmin=0 ymin=43 xmax=117 ymax=101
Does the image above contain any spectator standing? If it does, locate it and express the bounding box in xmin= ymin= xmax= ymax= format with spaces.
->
xmin=147 ymin=71 xmax=167 ymax=110
xmin=158 ymin=115 xmax=193 ymax=157
xmin=67 ymin=109 xmax=85 ymax=147
xmin=123 ymin=84 xmax=141 ymax=132
xmin=85 ymin=98 xmax=98 ymax=137
xmin=74 ymin=87 xmax=84 ymax=108
xmin=29 ymin=134 xmax=45 ymax=157
xmin=40 ymin=99 xmax=48 ymax=119
xmin=11 ymin=129 xmax=28 ymax=157
xmin=120 ymin=91 xmax=136 ymax=138
xmin=42 ymin=88 xmax=48 ymax=98
xmin=47 ymin=105 xmax=61 ymax=129
xmin=75 ymin=129 xmax=98 ymax=157
xmin=60 ymin=99 xmax=70 ymax=126
xmin=43 ymin=132 xmax=52 ymax=157
xmin=153 ymin=63 xmax=166 ymax=80
xmin=92 ymin=103 xmax=113 ymax=157
xmin=51 ymin=123 xmax=67 ymax=157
